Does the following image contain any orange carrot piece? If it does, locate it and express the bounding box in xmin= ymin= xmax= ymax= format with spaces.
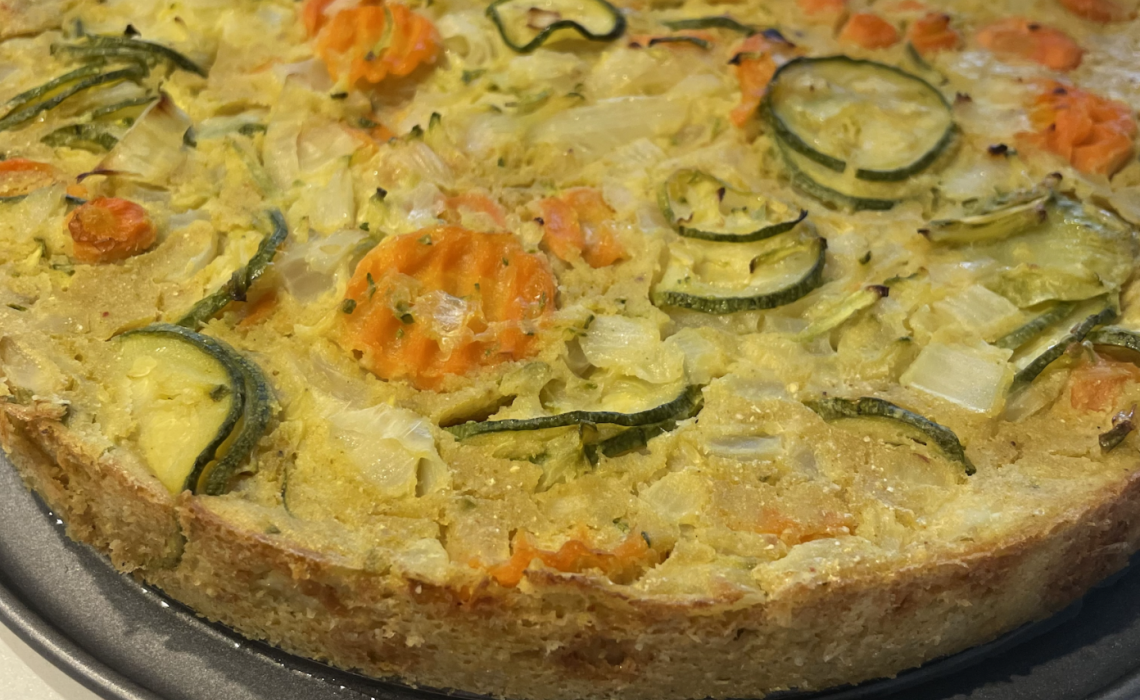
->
xmin=539 ymin=189 xmax=626 ymax=268
xmin=339 ymin=226 xmax=555 ymax=391
xmin=301 ymin=0 xmax=337 ymax=35
xmin=0 ymin=158 xmax=58 ymax=198
xmin=236 ymin=290 xmax=279 ymax=328
xmin=443 ymin=191 xmax=508 ymax=230
xmin=839 ymin=12 xmax=901 ymax=49
xmin=976 ymin=18 xmax=1084 ymax=72
xmin=1025 ymin=81 xmax=1137 ymax=175
xmin=67 ymin=197 xmax=156 ymax=264
xmin=487 ymin=531 xmax=658 ymax=588
xmin=906 ymin=12 xmax=961 ymax=54
xmin=308 ymin=1 xmax=440 ymax=88
xmin=797 ymin=0 xmax=848 ymax=23
xmin=729 ymin=33 xmax=800 ymax=128
xmin=1059 ymin=0 xmax=1135 ymax=23
xmin=754 ymin=506 xmax=855 ymax=546
xmin=1070 ymin=359 xmax=1140 ymax=411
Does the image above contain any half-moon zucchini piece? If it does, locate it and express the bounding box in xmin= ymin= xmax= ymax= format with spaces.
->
xmin=583 ymin=391 xmax=705 ymax=465
xmin=764 ymin=56 xmax=954 ymax=182
xmin=176 ymin=209 xmax=288 ymax=329
xmin=806 ymin=396 xmax=975 ymax=475
xmin=199 ymin=352 xmax=274 ymax=496
xmin=486 ymin=0 xmax=626 ymax=53
xmin=446 ymin=385 xmax=702 ymax=440
xmin=658 ymin=169 xmax=807 ymax=243
xmin=920 ymin=181 xmax=1055 ymax=245
xmin=1008 ymin=299 xmax=1117 ymax=394
xmin=653 ymin=233 xmax=826 ymax=314
xmin=775 ymin=139 xmax=903 ymax=212
xmin=994 ymin=301 xmax=1075 ymax=351
xmin=115 ymin=324 xmax=246 ymax=495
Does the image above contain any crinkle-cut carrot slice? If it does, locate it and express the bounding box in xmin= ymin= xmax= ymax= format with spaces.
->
xmin=1070 ymin=359 xmax=1140 ymax=411
xmin=487 ymin=531 xmax=659 ymax=588
xmin=307 ymin=0 xmax=440 ymax=88
xmin=339 ymin=226 xmax=555 ymax=391
xmin=976 ymin=18 xmax=1084 ymax=72
xmin=67 ymin=197 xmax=156 ymax=264
xmin=1059 ymin=0 xmax=1135 ymax=23
xmin=839 ymin=12 xmax=900 ymax=49
xmin=729 ymin=33 xmax=800 ymax=128
xmin=0 ymin=158 xmax=58 ymax=198
xmin=1025 ymin=81 xmax=1137 ymax=175
xmin=539 ymin=188 xmax=626 ymax=268
xmin=442 ymin=191 xmax=508 ymax=230
xmin=797 ymin=0 xmax=848 ymax=23
xmin=907 ymin=12 xmax=961 ymax=54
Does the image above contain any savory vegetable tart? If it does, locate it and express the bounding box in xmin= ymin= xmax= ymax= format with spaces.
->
xmin=4 ymin=0 xmax=1140 ymax=698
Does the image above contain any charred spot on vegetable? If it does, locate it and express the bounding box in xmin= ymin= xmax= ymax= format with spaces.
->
xmin=1100 ymin=404 xmax=1135 ymax=453
xmin=374 ymin=187 xmax=388 ymax=201
xmin=988 ymin=143 xmax=1011 ymax=156
xmin=182 ymin=127 xmax=197 ymax=148
xmin=418 ymin=234 xmax=433 ymax=246
xmin=859 ymin=251 xmax=872 ymax=264
xmin=330 ymin=92 xmax=348 ymax=100
xmin=209 ymin=384 xmax=231 ymax=402
xmin=341 ymin=299 xmax=357 ymax=314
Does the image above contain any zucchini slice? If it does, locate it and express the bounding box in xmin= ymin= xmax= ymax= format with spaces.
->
xmin=658 ymin=169 xmax=807 ymax=243
xmin=764 ymin=56 xmax=954 ymax=182
xmin=1099 ymin=408 xmax=1135 ymax=453
xmin=806 ymin=396 xmax=975 ymax=475
xmin=41 ymin=124 xmax=119 ymax=152
xmin=446 ymin=385 xmax=702 ymax=440
xmin=1008 ymin=300 xmax=1117 ymax=394
xmin=3 ymin=64 xmax=108 ymax=113
xmin=776 ymin=138 xmax=903 ymax=211
xmin=115 ymin=324 xmax=246 ymax=495
xmin=661 ymin=16 xmax=757 ymax=34
xmin=794 ymin=285 xmax=887 ymax=341
xmin=583 ymin=392 xmax=705 ymax=465
xmin=994 ymin=301 xmax=1075 ymax=351
xmin=0 ymin=66 xmax=146 ymax=133
xmin=921 ymin=181 xmax=1054 ymax=245
xmin=486 ymin=0 xmax=626 ymax=53
xmin=176 ymin=209 xmax=289 ymax=329
xmin=653 ymin=234 xmax=827 ymax=314
xmin=199 ymin=353 xmax=274 ymax=496
xmin=56 ymin=35 xmax=206 ymax=77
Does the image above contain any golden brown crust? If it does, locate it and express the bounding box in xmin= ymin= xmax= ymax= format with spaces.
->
xmin=6 ymin=409 xmax=1140 ymax=700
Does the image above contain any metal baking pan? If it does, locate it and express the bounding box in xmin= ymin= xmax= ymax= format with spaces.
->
xmin=3 ymin=453 xmax=1140 ymax=700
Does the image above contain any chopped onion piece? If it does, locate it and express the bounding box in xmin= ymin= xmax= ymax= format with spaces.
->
xmin=531 ymin=96 xmax=688 ymax=154
xmin=931 ymin=286 xmax=1022 ymax=340
xmin=639 ymin=470 xmax=707 ymax=526
xmin=580 ymin=315 xmax=685 ymax=384
xmin=98 ymin=94 xmax=191 ymax=185
xmin=901 ymin=341 xmax=1012 ymax=413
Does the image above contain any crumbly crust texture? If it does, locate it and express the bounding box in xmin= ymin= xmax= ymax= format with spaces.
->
xmin=5 ymin=0 xmax=1140 ymax=698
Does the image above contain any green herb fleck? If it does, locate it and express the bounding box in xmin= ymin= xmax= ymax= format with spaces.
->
xmin=342 ymin=299 xmax=357 ymax=314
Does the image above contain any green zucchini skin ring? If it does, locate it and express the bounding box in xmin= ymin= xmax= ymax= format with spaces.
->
xmin=994 ymin=302 xmax=1075 ymax=351
xmin=678 ymin=209 xmax=807 ymax=243
xmin=446 ymin=385 xmax=703 ymax=440
xmin=1009 ymin=305 xmax=1118 ymax=394
xmin=3 ymin=64 xmax=108 ymax=112
xmin=117 ymin=323 xmax=249 ymax=494
xmin=653 ymin=237 xmax=827 ymax=314
xmin=763 ymin=56 xmax=954 ymax=182
xmin=583 ymin=392 xmax=704 ymax=465
xmin=61 ymin=35 xmax=207 ymax=77
xmin=176 ymin=209 xmax=289 ymax=329
xmin=774 ymin=140 xmax=898 ymax=212
xmin=806 ymin=396 xmax=975 ymax=475
xmin=201 ymin=352 xmax=274 ymax=496
xmin=485 ymin=0 xmax=626 ymax=54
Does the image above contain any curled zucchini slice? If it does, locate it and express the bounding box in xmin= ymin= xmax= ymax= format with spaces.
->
xmin=0 ymin=66 xmax=146 ymax=133
xmin=446 ymin=385 xmax=702 ymax=440
xmin=659 ymin=169 xmax=807 ymax=243
xmin=921 ymin=180 xmax=1055 ymax=245
xmin=1008 ymin=300 xmax=1116 ymax=394
xmin=806 ymin=396 xmax=975 ymax=475
xmin=653 ymin=234 xmax=826 ymax=314
xmin=661 ymin=16 xmax=757 ymax=34
xmin=115 ymin=324 xmax=273 ymax=496
xmin=486 ymin=0 xmax=626 ymax=53
xmin=583 ymin=393 xmax=705 ymax=465
xmin=776 ymin=139 xmax=901 ymax=212
xmin=176 ymin=210 xmax=289 ymax=329
xmin=764 ymin=56 xmax=954 ymax=182
xmin=994 ymin=301 xmax=1075 ymax=351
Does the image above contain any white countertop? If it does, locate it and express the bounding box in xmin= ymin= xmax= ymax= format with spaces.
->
xmin=0 ymin=621 xmax=102 ymax=700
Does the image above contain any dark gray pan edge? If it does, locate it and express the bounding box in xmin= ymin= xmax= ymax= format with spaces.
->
xmin=4 ymin=450 xmax=1140 ymax=700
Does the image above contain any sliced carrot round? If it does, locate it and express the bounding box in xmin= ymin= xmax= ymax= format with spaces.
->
xmin=309 ymin=1 xmax=440 ymax=88
xmin=339 ymin=226 xmax=556 ymax=391
xmin=539 ymin=188 xmax=626 ymax=268
xmin=976 ymin=18 xmax=1083 ymax=72
xmin=1025 ymin=80 xmax=1137 ymax=175
xmin=67 ymin=197 xmax=156 ymax=264
xmin=0 ymin=158 xmax=58 ymax=199
xmin=1059 ymin=0 xmax=1135 ymax=23
xmin=906 ymin=12 xmax=961 ymax=55
xmin=839 ymin=12 xmax=900 ymax=49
